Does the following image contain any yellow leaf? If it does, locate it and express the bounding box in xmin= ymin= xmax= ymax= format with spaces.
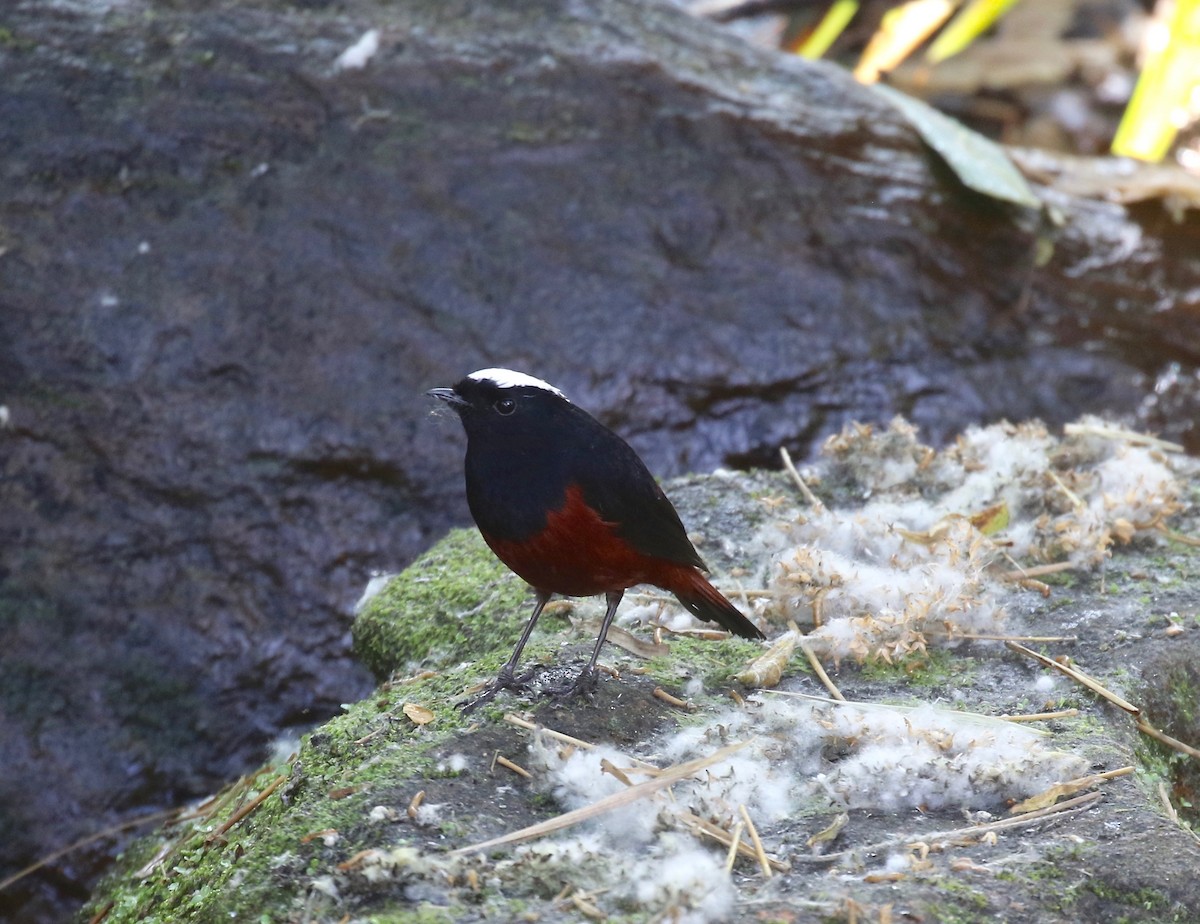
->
xmin=968 ymin=501 xmax=1010 ymax=535
xmin=1112 ymin=0 xmax=1200 ymax=162
xmin=855 ymin=0 xmax=956 ymax=84
xmin=797 ymin=0 xmax=860 ymax=59
xmin=1010 ymin=775 xmax=1100 ymax=814
xmin=736 ymin=630 xmax=798 ymax=688
xmin=402 ymin=703 xmax=435 ymax=725
xmin=806 ymin=811 xmax=849 ymax=848
xmin=926 ymin=0 xmax=1023 ymax=65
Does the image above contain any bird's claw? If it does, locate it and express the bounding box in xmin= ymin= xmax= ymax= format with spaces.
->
xmin=457 ymin=667 xmax=535 ymax=713
xmin=546 ymin=665 xmax=600 ymax=702
xmin=459 ymin=664 xmax=601 ymax=711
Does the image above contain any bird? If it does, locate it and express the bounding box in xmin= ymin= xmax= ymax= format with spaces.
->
xmin=427 ymin=367 xmax=764 ymax=707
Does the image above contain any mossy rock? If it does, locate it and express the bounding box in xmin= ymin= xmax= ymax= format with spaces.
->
xmin=352 ymin=528 xmax=534 ymax=679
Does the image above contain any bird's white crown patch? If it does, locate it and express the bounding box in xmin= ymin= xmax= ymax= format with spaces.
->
xmin=469 ymin=368 xmax=567 ymax=400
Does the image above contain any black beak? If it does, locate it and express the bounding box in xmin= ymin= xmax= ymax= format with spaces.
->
xmin=426 ymin=386 xmax=467 ymax=408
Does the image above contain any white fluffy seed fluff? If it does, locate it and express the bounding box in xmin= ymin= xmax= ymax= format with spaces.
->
xmin=760 ymin=416 xmax=1185 ymax=662
xmin=333 ymin=28 xmax=380 ymax=71
xmin=513 ymin=694 xmax=1083 ymax=922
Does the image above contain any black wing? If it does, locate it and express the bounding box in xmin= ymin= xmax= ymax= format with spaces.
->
xmin=571 ymin=413 xmax=708 ymax=572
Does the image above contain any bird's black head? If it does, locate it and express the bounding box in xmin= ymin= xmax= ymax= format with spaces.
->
xmin=426 ymin=368 xmax=574 ymax=440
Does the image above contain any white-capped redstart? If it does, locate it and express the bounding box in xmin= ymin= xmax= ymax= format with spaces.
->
xmin=428 ymin=368 xmax=764 ymax=706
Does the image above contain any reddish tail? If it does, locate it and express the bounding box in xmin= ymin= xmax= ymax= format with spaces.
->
xmin=666 ymin=568 xmax=764 ymax=640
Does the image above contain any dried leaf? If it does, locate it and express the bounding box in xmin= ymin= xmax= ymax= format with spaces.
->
xmin=968 ymin=501 xmax=1010 ymax=536
xmin=806 ymin=812 xmax=849 ymax=849
xmin=855 ymin=0 xmax=956 ymax=83
xmin=737 ymin=629 xmax=798 ymax=687
xmin=402 ymin=703 xmax=435 ymax=726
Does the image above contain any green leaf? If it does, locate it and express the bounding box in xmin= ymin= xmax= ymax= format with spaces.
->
xmin=1112 ymin=0 xmax=1200 ymax=162
xmin=926 ymin=0 xmax=1024 ymax=64
xmin=872 ymin=83 xmax=1040 ymax=208
xmin=797 ymin=0 xmax=859 ymax=60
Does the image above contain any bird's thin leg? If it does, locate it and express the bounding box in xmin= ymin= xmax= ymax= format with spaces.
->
xmin=459 ymin=589 xmax=551 ymax=712
xmin=586 ymin=590 xmax=624 ymax=673
xmin=497 ymin=588 xmax=552 ymax=684
xmin=558 ymin=589 xmax=623 ymax=698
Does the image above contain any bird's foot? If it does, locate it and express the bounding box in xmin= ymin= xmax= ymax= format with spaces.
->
xmin=457 ymin=666 xmax=535 ymax=713
xmin=546 ymin=665 xmax=600 ymax=702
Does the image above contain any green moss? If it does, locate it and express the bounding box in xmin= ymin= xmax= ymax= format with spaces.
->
xmin=81 ymin=675 xmax=483 ymax=924
xmin=352 ymin=528 xmax=533 ymax=679
xmin=1135 ymin=657 xmax=1200 ymax=828
xmin=644 ymin=635 xmax=767 ymax=690
xmin=859 ymin=648 xmax=964 ymax=687
xmin=1082 ymin=880 xmax=1179 ymax=918
xmin=365 ymin=908 xmax=460 ymax=924
xmin=84 ymin=770 xmax=302 ymax=923
xmin=1167 ymin=672 xmax=1198 ymax=726
xmin=1039 ymin=570 xmax=1077 ymax=588
xmin=927 ymin=876 xmax=992 ymax=911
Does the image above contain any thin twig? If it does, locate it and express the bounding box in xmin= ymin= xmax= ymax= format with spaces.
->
xmin=925 ymin=631 xmax=1078 ymax=643
xmin=1157 ymin=523 xmax=1200 ymax=548
xmin=570 ymin=891 xmax=606 ymax=920
xmin=1137 ymin=718 xmax=1200 ymax=760
xmin=505 ymin=713 xmax=594 ymax=749
xmin=1006 ymin=642 xmax=1139 ymax=715
xmin=0 ymin=805 xmax=199 ymax=893
xmin=630 ymin=589 xmax=780 ymax=602
xmin=1009 ymin=766 xmax=1133 ymax=814
xmin=495 ymin=756 xmax=533 ymax=780
xmin=798 ymin=637 xmax=845 ymax=701
xmin=1062 ymin=422 xmax=1183 ymax=452
xmin=780 ymin=446 xmax=824 ymax=511
xmin=675 ymin=810 xmax=789 ymax=872
xmin=502 ymin=716 xmax=660 ymax=772
xmin=449 ymin=739 xmax=755 ymax=856
xmin=739 ymin=804 xmax=773 ymax=878
xmin=600 ymin=758 xmax=635 ymax=788
xmin=799 ymin=791 xmax=1103 ymax=865
xmin=1158 ymin=779 xmax=1181 ymax=825
xmin=205 ymin=775 xmax=286 ymax=844
xmin=761 ymin=690 xmax=1063 ymax=739
xmin=653 ymin=687 xmax=693 ymax=710
xmin=1000 ymin=709 xmax=1080 ymax=723
xmin=1000 ymin=561 xmax=1076 ymax=581
xmin=1047 ymin=470 xmax=1085 ymax=509
xmin=724 ymin=821 xmax=745 ymax=873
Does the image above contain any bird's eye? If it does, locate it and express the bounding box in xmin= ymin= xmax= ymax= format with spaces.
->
xmin=494 ymin=397 xmax=516 ymax=416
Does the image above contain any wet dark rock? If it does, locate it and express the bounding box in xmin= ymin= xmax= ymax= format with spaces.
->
xmin=0 ymin=0 xmax=1196 ymax=920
